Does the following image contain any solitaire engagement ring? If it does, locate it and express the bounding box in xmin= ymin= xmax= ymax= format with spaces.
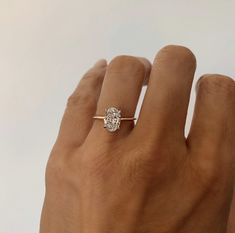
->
xmin=93 ymin=107 xmax=136 ymax=132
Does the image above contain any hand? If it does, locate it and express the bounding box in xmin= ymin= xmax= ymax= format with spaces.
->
xmin=40 ymin=45 xmax=235 ymax=233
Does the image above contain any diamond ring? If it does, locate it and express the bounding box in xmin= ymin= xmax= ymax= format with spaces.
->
xmin=93 ymin=107 xmax=136 ymax=132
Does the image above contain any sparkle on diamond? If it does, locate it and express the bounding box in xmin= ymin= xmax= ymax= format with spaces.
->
xmin=104 ymin=107 xmax=121 ymax=132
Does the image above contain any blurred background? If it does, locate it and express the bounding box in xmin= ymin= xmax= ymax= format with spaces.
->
xmin=1 ymin=0 xmax=235 ymax=232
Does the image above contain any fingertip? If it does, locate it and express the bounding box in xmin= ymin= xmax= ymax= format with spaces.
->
xmin=93 ymin=59 xmax=107 ymax=68
xmin=137 ymin=57 xmax=151 ymax=69
xmin=195 ymin=73 xmax=235 ymax=94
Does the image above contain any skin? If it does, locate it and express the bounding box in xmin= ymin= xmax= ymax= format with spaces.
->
xmin=40 ymin=45 xmax=235 ymax=233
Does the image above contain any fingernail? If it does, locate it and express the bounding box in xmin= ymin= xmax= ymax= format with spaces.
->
xmin=93 ymin=59 xmax=107 ymax=68
xmin=195 ymin=74 xmax=211 ymax=94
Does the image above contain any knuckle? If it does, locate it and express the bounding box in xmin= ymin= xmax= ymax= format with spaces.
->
xmin=198 ymin=74 xmax=235 ymax=95
xmin=108 ymin=55 xmax=146 ymax=76
xmin=200 ymin=162 xmax=219 ymax=185
xmin=45 ymin=151 xmax=68 ymax=185
xmin=156 ymin=45 xmax=196 ymax=68
xmin=46 ymin=147 xmax=82 ymax=189
xmin=79 ymin=146 xmax=118 ymax=179
xmin=192 ymin=150 xmax=222 ymax=189
xmin=126 ymin=146 xmax=169 ymax=182
xmin=197 ymin=166 xmax=221 ymax=194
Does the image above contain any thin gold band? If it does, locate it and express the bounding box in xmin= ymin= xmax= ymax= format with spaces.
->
xmin=93 ymin=116 xmax=136 ymax=121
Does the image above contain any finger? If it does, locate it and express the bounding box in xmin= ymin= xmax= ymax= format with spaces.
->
xmin=89 ymin=55 xmax=151 ymax=139
xmin=134 ymin=45 xmax=196 ymax=143
xmin=55 ymin=59 xmax=107 ymax=147
xmin=228 ymin=195 xmax=235 ymax=233
xmin=187 ymin=74 xmax=235 ymax=165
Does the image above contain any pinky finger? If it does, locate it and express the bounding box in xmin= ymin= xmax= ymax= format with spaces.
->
xmin=55 ymin=59 xmax=107 ymax=148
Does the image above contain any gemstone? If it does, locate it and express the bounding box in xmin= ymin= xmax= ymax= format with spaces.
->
xmin=104 ymin=107 xmax=121 ymax=132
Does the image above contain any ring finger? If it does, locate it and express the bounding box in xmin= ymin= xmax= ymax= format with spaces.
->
xmin=89 ymin=55 xmax=151 ymax=140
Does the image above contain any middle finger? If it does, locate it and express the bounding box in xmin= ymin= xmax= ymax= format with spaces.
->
xmin=134 ymin=45 xmax=196 ymax=143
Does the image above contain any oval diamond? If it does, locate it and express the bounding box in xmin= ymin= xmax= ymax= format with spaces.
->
xmin=104 ymin=107 xmax=121 ymax=132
